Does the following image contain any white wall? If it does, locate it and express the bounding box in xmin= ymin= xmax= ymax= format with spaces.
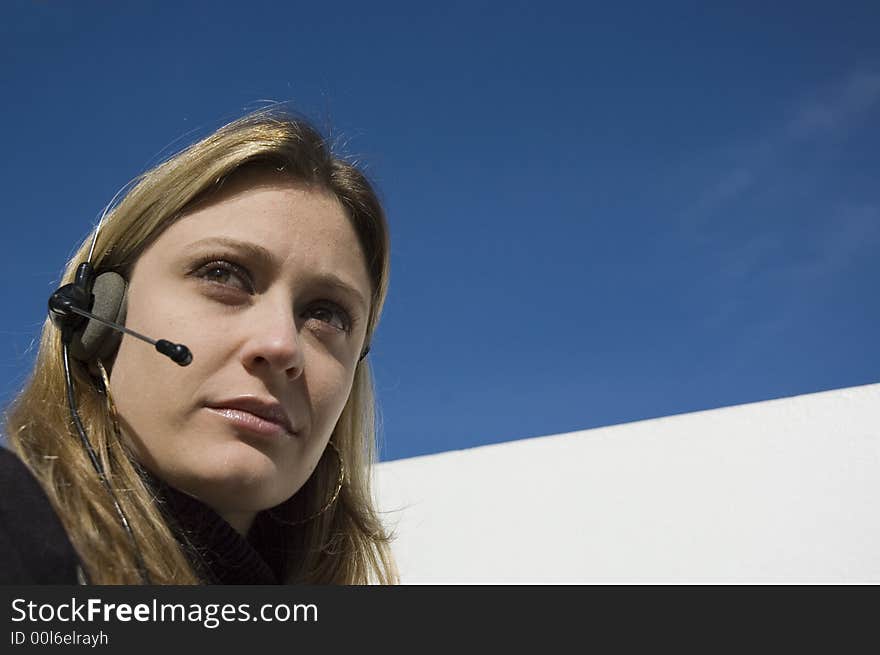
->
xmin=374 ymin=383 xmax=880 ymax=584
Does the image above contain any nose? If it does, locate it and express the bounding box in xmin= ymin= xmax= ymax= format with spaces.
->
xmin=239 ymin=298 xmax=304 ymax=380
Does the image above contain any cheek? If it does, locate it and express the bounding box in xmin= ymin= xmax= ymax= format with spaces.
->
xmin=110 ymin=340 xmax=188 ymax=442
xmin=109 ymin=299 xmax=215 ymax=438
xmin=119 ymin=286 xmax=223 ymax=381
xmin=109 ymin=342 xmax=172 ymax=467
xmin=308 ymin=362 xmax=357 ymax=436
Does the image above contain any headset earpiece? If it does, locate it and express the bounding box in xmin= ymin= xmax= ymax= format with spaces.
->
xmin=68 ymin=271 xmax=128 ymax=363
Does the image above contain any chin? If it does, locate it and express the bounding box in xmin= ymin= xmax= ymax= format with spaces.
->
xmin=171 ymin=441 xmax=297 ymax=513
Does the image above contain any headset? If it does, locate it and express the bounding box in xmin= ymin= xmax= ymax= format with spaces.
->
xmin=47 ymin=215 xmax=191 ymax=585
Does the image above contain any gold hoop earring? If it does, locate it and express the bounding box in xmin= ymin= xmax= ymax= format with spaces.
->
xmin=95 ymin=360 xmax=121 ymax=438
xmin=268 ymin=440 xmax=345 ymax=526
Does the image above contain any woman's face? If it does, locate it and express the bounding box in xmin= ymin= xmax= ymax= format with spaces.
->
xmin=109 ymin=171 xmax=371 ymax=533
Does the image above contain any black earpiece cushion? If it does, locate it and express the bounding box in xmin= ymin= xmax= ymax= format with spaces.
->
xmin=68 ymin=272 xmax=128 ymax=363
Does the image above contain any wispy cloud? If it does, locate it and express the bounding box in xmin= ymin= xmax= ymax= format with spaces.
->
xmin=682 ymin=67 xmax=880 ymax=337
xmin=778 ymin=203 xmax=880 ymax=284
xmin=683 ymin=67 xmax=880 ymax=225
xmin=785 ymin=70 xmax=880 ymax=140
xmin=702 ymin=201 xmax=879 ymax=340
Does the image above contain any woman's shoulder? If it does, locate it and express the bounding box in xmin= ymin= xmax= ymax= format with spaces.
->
xmin=0 ymin=444 xmax=81 ymax=584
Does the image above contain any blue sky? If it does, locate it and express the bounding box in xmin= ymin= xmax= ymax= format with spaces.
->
xmin=1 ymin=1 xmax=878 ymax=461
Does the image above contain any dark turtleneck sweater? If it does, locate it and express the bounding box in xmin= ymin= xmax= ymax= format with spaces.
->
xmin=141 ymin=469 xmax=290 ymax=585
xmin=0 ymin=446 xmax=80 ymax=583
xmin=0 ymin=446 xmax=289 ymax=585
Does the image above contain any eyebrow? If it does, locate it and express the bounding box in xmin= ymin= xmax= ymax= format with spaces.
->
xmin=187 ymin=236 xmax=370 ymax=314
xmin=189 ymin=237 xmax=276 ymax=268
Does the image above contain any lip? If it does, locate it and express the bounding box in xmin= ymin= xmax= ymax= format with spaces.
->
xmin=204 ymin=397 xmax=296 ymax=437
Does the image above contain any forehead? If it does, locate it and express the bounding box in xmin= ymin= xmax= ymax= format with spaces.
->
xmin=142 ymin=172 xmax=371 ymax=296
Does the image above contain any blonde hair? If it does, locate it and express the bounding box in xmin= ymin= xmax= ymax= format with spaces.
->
xmin=4 ymin=109 xmax=397 ymax=584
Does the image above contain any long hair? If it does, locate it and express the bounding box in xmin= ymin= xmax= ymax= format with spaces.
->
xmin=3 ymin=109 xmax=397 ymax=584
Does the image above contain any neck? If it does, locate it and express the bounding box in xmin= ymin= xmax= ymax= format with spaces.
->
xmin=219 ymin=510 xmax=257 ymax=536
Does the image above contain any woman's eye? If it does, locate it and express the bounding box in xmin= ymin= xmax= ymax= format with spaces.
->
xmin=194 ymin=260 xmax=253 ymax=293
xmin=305 ymin=303 xmax=351 ymax=333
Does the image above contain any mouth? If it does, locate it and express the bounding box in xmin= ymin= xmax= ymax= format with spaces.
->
xmin=204 ymin=397 xmax=297 ymax=438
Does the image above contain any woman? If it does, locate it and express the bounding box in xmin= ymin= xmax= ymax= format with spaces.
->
xmin=1 ymin=109 xmax=397 ymax=584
